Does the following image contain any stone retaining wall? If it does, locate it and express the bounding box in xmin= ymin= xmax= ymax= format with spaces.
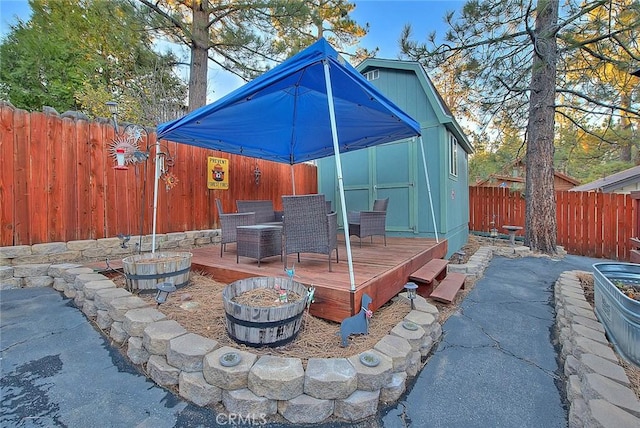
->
xmin=555 ymin=271 xmax=640 ymax=427
xmin=0 ymin=239 xmax=511 ymax=424
xmin=6 ymin=240 xmax=635 ymax=425
xmin=0 ymin=230 xmax=220 ymax=288
xmin=36 ymin=263 xmax=445 ymax=424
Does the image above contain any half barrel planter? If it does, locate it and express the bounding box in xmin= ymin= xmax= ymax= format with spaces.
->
xmin=222 ymin=277 xmax=308 ymax=347
xmin=122 ymin=251 xmax=192 ymax=292
xmin=592 ymin=262 xmax=640 ymax=366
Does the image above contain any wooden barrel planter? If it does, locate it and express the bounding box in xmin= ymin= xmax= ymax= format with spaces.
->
xmin=222 ymin=277 xmax=308 ymax=347
xmin=122 ymin=252 xmax=192 ymax=292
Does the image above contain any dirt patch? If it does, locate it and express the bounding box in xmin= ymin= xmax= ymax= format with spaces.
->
xmin=113 ymin=273 xmax=413 ymax=362
xmin=109 ymin=234 xmax=501 ymax=361
xmin=576 ymin=272 xmax=640 ymax=399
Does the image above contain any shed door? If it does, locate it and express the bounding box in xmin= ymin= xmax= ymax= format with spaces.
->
xmin=340 ymin=141 xmax=416 ymax=233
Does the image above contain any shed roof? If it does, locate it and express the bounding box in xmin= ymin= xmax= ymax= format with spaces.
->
xmin=570 ymin=165 xmax=640 ymax=192
xmin=356 ymin=58 xmax=473 ymax=155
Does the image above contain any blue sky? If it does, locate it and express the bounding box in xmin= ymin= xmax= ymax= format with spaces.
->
xmin=0 ymin=0 xmax=464 ymax=101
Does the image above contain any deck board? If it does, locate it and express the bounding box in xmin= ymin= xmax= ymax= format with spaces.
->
xmin=89 ymin=236 xmax=447 ymax=323
xmin=191 ymin=236 xmax=447 ymax=322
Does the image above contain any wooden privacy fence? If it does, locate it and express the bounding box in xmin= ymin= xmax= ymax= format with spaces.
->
xmin=0 ymin=105 xmax=317 ymax=246
xmin=469 ymin=186 xmax=637 ymax=261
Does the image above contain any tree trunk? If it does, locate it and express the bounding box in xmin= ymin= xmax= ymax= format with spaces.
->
xmin=524 ymin=0 xmax=559 ymax=254
xmin=188 ymin=4 xmax=209 ymax=111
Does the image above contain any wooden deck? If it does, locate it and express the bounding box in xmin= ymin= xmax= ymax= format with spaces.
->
xmin=191 ymin=236 xmax=448 ymax=323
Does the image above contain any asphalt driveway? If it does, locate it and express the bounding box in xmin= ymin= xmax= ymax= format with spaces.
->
xmin=1 ymin=254 xmax=603 ymax=427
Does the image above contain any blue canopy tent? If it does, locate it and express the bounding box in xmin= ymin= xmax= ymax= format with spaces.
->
xmin=156 ymin=38 xmax=423 ymax=291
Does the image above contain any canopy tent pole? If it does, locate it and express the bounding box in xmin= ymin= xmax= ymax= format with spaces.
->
xmin=419 ymin=136 xmax=439 ymax=242
xmin=151 ymin=141 xmax=162 ymax=253
xmin=323 ymin=59 xmax=356 ymax=291
xmin=290 ymin=165 xmax=296 ymax=195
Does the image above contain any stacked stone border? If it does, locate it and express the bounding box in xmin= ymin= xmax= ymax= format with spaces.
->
xmin=5 ymin=236 xmax=637 ymax=424
xmin=0 ymin=236 xmax=525 ymax=424
xmin=0 ymin=229 xmax=220 ymax=279
xmin=555 ymin=271 xmax=640 ymax=427
xmin=11 ymin=263 xmax=446 ymax=423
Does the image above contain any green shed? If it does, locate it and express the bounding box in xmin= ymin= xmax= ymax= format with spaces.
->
xmin=317 ymin=59 xmax=474 ymax=257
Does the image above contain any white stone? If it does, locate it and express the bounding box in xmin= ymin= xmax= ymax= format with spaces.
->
xmin=83 ymin=280 xmax=116 ymax=300
xmin=380 ymin=371 xmax=407 ymax=403
xmin=588 ymin=399 xmax=640 ymax=428
xmin=334 ymin=389 xmax=380 ymax=422
xmin=74 ymin=273 xmax=109 ymax=291
xmin=203 ymin=346 xmax=258 ymax=390
xmin=13 ymin=264 xmax=50 ymax=278
xmin=179 ymin=371 xmax=222 ymax=406
xmin=142 ymin=320 xmax=187 ymax=355
xmin=66 ymin=240 xmax=97 ymax=251
xmin=109 ymin=321 xmax=128 ymax=344
xmin=23 ymin=276 xmax=53 ymax=288
xmin=167 ymin=333 xmax=218 ymax=372
xmin=278 ymin=394 xmax=334 ymax=424
xmin=94 ymin=288 xmax=132 ymax=310
xmin=304 ymin=358 xmax=357 ymax=400
xmin=248 ymin=356 xmax=304 ymax=400
xmin=122 ymin=307 xmax=167 ymax=337
xmin=107 ymin=295 xmax=149 ymax=322
xmin=96 ymin=310 xmax=113 ymax=330
xmin=0 ymin=245 xmax=32 ymax=258
xmin=373 ymin=335 xmax=412 ymax=372
xmin=221 ymin=388 xmax=277 ymax=417
xmin=347 ymin=350 xmax=393 ymax=392
xmin=31 ymin=242 xmax=67 ymax=255
xmin=147 ymin=355 xmax=180 ymax=386
xmin=127 ymin=336 xmax=150 ymax=365
xmin=0 ymin=266 xmax=14 ymax=279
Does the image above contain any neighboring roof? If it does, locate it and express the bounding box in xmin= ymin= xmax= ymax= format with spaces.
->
xmin=356 ymin=58 xmax=473 ymax=155
xmin=475 ymin=158 xmax=580 ymax=187
xmin=156 ymin=38 xmax=420 ymax=165
xmin=476 ymin=175 xmax=524 ymax=186
xmin=570 ymin=165 xmax=640 ymax=192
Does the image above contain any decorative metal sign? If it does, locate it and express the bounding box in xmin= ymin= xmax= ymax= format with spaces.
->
xmin=208 ymin=157 xmax=229 ymax=189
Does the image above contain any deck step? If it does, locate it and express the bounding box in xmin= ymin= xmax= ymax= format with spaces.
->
xmin=409 ymin=258 xmax=449 ymax=284
xmin=429 ymin=272 xmax=467 ymax=304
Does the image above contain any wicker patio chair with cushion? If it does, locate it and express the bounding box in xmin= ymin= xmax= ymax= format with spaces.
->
xmin=236 ymin=200 xmax=283 ymax=224
xmin=282 ymin=194 xmax=339 ymax=271
xmin=216 ymin=199 xmax=256 ymax=257
xmin=347 ymin=197 xmax=389 ymax=247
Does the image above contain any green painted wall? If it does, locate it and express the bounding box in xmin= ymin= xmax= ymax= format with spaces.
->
xmin=318 ymin=62 xmax=471 ymax=257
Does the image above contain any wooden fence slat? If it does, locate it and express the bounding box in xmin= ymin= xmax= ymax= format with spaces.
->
xmin=556 ymin=191 xmax=567 ymax=250
xmin=63 ymin=118 xmax=79 ymax=241
xmin=620 ymin=193 xmax=632 ymax=260
xmin=48 ymin=114 xmax=64 ymax=242
xmin=0 ymin=104 xmax=16 ymax=246
xmin=12 ymin=109 xmax=30 ymax=245
xmin=594 ymin=192 xmax=603 ymax=258
xmin=30 ymin=112 xmax=48 ymax=243
xmin=3 ymin=108 xmax=318 ymax=246
xmin=9 ymin=107 xmax=637 ymax=261
xmin=604 ymin=193 xmax=616 ymax=259
xmin=469 ymin=186 xmax=633 ymax=261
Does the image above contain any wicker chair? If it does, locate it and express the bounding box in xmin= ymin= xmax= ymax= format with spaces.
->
xmin=215 ymin=199 xmax=255 ymax=257
xmin=347 ymin=198 xmax=389 ymax=247
xmin=236 ymin=200 xmax=283 ymax=224
xmin=282 ymin=194 xmax=338 ymax=271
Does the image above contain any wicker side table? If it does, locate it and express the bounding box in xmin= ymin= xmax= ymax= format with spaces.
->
xmin=236 ymin=225 xmax=282 ymax=266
